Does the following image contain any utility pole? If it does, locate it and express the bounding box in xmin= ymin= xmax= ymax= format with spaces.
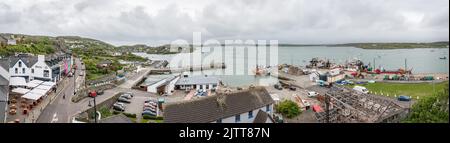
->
xmin=325 ymin=93 xmax=330 ymax=123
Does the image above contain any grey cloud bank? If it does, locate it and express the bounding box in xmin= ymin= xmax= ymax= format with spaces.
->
xmin=0 ymin=0 xmax=448 ymax=46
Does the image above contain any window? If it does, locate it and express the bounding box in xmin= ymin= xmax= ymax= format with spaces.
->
xmin=15 ymin=68 xmax=18 ymax=74
xmin=266 ymin=105 xmax=271 ymax=112
xmin=248 ymin=111 xmax=254 ymax=119
xmin=216 ymin=119 xmax=222 ymax=123
xmin=22 ymin=68 xmax=25 ymax=74
xmin=235 ymin=115 xmax=241 ymax=122
xmin=44 ymin=70 xmax=49 ymax=77
xmin=31 ymin=69 xmax=34 ymax=74
xmin=206 ymin=85 xmax=209 ymax=89
xmin=18 ymin=61 xmax=22 ymax=67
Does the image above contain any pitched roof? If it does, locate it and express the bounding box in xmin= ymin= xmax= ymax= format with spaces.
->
xmin=253 ymin=110 xmax=273 ymax=123
xmin=175 ymin=76 xmax=220 ymax=85
xmin=8 ymin=55 xmax=38 ymax=68
xmin=164 ymin=87 xmax=274 ymax=123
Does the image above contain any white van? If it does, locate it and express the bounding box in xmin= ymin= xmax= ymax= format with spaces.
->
xmin=353 ymin=86 xmax=369 ymax=94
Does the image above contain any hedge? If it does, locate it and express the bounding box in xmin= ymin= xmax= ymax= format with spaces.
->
xmin=143 ymin=115 xmax=163 ymax=120
xmin=123 ymin=113 xmax=137 ymax=118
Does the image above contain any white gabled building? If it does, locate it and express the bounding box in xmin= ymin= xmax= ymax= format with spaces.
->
xmin=30 ymin=55 xmax=53 ymax=81
xmin=175 ymin=74 xmax=220 ymax=91
xmin=9 ymin=54 xmax=38 ymax=80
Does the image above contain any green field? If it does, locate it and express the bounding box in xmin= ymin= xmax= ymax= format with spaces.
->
xmin=346 ymin=81 xmax=449 ymax=99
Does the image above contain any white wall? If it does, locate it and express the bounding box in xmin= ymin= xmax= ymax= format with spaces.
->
xmin=9 ymin=59 xmax=29 ymax=77
xmin=165 ymin=77 xmax=179 ymax=95
xmin=147 ymin=79 xmax=168 ymax=93
xmin=212 ymin=104 xmax=273 ymax=123
xmin=30 ymin=55 xmax=52 ymax=81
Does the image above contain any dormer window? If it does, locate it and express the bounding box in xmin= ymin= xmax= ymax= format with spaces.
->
xmin=18 ymin=61 xmax=22 ymax=67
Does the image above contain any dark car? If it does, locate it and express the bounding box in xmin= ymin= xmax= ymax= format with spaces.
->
xmin=113 ymin=102 xmax=125 ymax=111
xmin=142 ymin=110 xmax=157 ymax=116
xmin=97 ymin=90 xmax=104 ymax=95
xmin=274 ymin=84 xmax=282 ymax=90
xmin=117 ymin=97 xmax=131 ymax=103
xmin=289 ymin=85 xmax=296 ymax=91
xmin=398 ymin=95 xmax=411 ymax=101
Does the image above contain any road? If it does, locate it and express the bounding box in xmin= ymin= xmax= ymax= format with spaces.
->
xmin=37 ymin=57 xmax=84 ymax=123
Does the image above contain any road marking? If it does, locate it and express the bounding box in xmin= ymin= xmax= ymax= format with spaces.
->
xmin=51 ymin=113 xmax=59 ymax=123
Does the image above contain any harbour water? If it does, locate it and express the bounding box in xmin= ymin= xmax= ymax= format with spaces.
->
xmin=135 ymin=46 xmax=449 ymax=87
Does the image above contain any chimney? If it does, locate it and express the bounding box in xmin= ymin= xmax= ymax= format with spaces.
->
xmin=38 ymin=55 xmax=45 ymax=62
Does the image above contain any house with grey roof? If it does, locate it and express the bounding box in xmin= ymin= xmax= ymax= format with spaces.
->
xmin=164 ymin=87 xmax=275 ymax=123
xmin=7 ymin=53 xmax=71 ymax=82
xmin=175 ymin=74 xmax=221 ymax=91
xmin=8 ymin=54 xmax=38 ymax=81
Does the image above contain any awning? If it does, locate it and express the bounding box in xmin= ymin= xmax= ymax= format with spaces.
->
xmin=22 ymin=92 xmax=42 ymax=100
xmin=29 ymin=88 xmax=49 ymax=96
xmin=27 ymin=80 xmax=44 ymax=88
xmin=36 ymin=85 xmax=52 ymax=91
xmin=10 ymin=77 xmax=27 ymax=86
xmin=11 ymin=87 xmax=30 ymax=94
xmin=41 ymin=81 xmax=56 ymax=87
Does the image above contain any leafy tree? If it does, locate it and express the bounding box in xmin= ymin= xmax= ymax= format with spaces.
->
xmin=403 ymin=83 xmax=449 ymax=123
xmin=276 ymin=100 xmax=301 ymax=119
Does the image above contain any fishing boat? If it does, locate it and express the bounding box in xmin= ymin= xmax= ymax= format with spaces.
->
xmin=439 ymin=56 xmax=447 ymax=60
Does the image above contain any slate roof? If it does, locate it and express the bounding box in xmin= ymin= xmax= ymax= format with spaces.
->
xmin=8 ymin=55 xmax=38 ymax=68
xmin=164 ymin=87 xmax=274 ymax=123
xmin=252 ymin=110 xmax=273 ymax=123
xmin=175 ymin=76 xmax=220 ymax=85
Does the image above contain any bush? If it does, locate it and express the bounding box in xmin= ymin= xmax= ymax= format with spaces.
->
xmin=122 ymin=113 xmax=137 ymax=118
xmin=276 ymin=100 xmax=301 ymax=119
xmin=112 ymin=110 xmax=121 ymax=115
xmin=142 ymin=115 xmax=163 ymax=120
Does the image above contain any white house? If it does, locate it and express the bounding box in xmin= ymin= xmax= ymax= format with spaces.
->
xmin=147 ymin=76 xmax=179 ymax=95
xmin=175 ymin=75 xmax=220 ymax=91
xmin=9 ymin=54 xmax=38 ymax=80
xmin=30 ymin=55 xmax=52 ymax=81
xmin=164 ymin=87 xmax=275 ymax=123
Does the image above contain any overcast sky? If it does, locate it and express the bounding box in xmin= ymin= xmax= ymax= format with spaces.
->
xmin=0 ymin=0 xmax=448 ymax=46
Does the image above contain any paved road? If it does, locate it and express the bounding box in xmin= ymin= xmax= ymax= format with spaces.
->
xmin=36 ymin=58 xmax=83 ymax=123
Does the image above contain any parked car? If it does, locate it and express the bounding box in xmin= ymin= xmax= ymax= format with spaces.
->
xmin=144 ymin=100 xmax=157 ymax=103
xmin=113 ymin=103 xmax=126 ymax=111
xmin=120 ymin=93 xmax=133 ymax=99
xmin=398 ymin=95 xmax=411 ymax=101
xmin=289 ymin=85 xmax=296 ymax=91
xmin=117 ymin=97 xmax=131 ymax=103
xmin=68 ymin=72 xmax=73 ymax=77
xmin=307 ymin=91 xmax=318 ymax=97
xmin=97 ymin=90 xmax=104 ymax=95
xmin=274 ymin=84 xmax=282 ymax=90
xmin=353 ymin=86 xmax=369 ymax=94
xmin=144 ymin=103 xmax=157 ymax=108
xmin=143 ymin=107 xmax=156 ymax=112
xmin=142 ymin=110 xmax=157 ymax=116
xmin=124 ymin=92 xmax=134 ymax=97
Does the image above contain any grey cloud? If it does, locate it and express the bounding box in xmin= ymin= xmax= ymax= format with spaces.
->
xmin=0 ymin=0 xmax=448 ymax=45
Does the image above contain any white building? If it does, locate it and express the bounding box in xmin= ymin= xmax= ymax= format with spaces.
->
xmin=175 ymin=75 xmax=220 ymax=91
xmin=8 ymin=54 xmax=72 ymax=82
xmin=164 ymin=87 xmax=275 ymax=123
xmin=30 ymin=55 xmax=52 ymax=81
xmin=147 ymin=76 xmax=179 ymax=95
